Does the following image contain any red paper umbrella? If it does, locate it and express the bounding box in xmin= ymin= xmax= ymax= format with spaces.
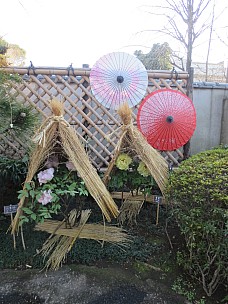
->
xmin=90 ymin=52 xmax=148 ymax=110
xmin=137 ymin=89 xmax=196 ymax=151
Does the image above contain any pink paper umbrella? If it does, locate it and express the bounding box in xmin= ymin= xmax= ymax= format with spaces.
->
xmin=90 ymin=52 xmax=148 ymax=110
xmin=137 ymin=89 xmax=196 ymax=151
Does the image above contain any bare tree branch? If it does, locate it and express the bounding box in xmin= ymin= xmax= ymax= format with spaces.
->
xmin=141 ymin=0 xmax=216 ymax=74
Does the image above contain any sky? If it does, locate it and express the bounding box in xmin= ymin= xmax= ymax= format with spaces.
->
xmin=1 ymin=0 xmax=228 ymax=68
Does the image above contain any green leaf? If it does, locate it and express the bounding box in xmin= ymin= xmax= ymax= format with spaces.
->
xmin=25 ymin=182 xmax=32 ymax=190
xmin=30 ymin=213 xmax=37 ymax=220
xmin=22 ymin=207 xmax=34 ymax=215
xmin=68 ymin=182 xmax=77 ymax=191
xmin=18 ymin=189 xmax=29 ymax=199
xmin=29 ymin=189 xmax=35 ymax=198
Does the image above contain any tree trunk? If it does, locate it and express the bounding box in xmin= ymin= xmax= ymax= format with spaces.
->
xmin=186 ymin=0 xmax=193 ymax=76
xmin=184 ymin=1 xmax=194 ymax=160
xmin=205 ymin=0 xmax=215 ymax=81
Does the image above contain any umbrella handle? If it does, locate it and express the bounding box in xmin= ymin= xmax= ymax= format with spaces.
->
xmin=166 ymin=116 xmax=174 ymax=123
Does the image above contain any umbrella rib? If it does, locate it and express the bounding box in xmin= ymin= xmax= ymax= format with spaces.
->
xmin=90 ymin=52 xmax=148 ymax=109
xmin=137 ymin=89 xmax=196 ymax=150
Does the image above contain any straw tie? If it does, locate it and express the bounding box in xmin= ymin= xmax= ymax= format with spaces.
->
xmin=33 ymin=115 xmax=69 ymax=147
xmin=104 ymin=123 xmax=132 ymax=143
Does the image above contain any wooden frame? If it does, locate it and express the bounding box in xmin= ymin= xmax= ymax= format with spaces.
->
xmin=0 ymin=66 xmax=188 ymax=168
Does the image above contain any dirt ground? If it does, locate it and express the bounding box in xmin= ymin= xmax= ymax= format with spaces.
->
xmin=0 ymin=263 xmax=188 ymax=304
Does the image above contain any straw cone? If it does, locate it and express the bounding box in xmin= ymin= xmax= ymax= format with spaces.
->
xmin=104 ymin=102 xmax=169 ymax=195
xmin=11 ymin=99 xmax=119 ymax=234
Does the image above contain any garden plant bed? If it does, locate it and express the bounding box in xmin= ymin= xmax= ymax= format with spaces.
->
xmin=0 ymin=205 xmax=226 ymax=304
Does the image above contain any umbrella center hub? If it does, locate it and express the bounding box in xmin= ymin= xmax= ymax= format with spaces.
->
xmin=117 ymin=75 xmax=124 ymax=83
xmin=166 ymin=115 xmax=174 ymax=123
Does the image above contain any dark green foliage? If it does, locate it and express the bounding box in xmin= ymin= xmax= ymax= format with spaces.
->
xmin=0 ymin=155 xmax=29 ymax=211
xmin=0 ymin=208 xmax=167 ymax=269
xmin=0 ymin=71 xmax=40 ymax=140
xmin=108 ymin=163 xmax=160 ymax=195
xmin=0 ymin=155 xmax=28 ymax=186
xmin=0 ymin=220 xmax=48 ymax=269
xmin=166 ymin=146 xmax=228 ymax=296
xmin=134 ymin=43 xmax=172 ymax=70
xmin=68 ymin=236 xmax=157 ymax=265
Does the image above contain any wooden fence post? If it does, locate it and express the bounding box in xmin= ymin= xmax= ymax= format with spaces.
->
xmin=183 ymin=67 xmax=194 ymax=160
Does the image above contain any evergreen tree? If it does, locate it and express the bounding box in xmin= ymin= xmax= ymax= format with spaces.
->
xmin=134 ymin=42 xmax=172 ymax=70
xmin=0 ymin=38 xmax=39 ymax=142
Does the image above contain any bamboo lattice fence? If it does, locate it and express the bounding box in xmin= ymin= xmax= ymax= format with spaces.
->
xmin=0 ymin=66 xmax=189 ymax=169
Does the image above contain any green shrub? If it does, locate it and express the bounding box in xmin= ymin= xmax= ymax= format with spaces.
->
xmin=166 ymin=146 xmax=228 ymax=297
xmin=0 ymin=155 xmax=28 ymax=185
xmin=0 ymin=155 xmax=29 ymax=210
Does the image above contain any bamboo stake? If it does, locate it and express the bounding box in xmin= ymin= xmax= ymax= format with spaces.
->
xmin=156 ymin=201 xmax=160 ymax=225
xmin=10 ymin=213 xmax=16 ymax=249
xmin=0 ymin=66 xmax=189 ymax=79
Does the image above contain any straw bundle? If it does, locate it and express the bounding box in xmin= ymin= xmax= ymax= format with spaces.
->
xmin=118 ymin=200 xmax=144 ymax=226
xmin=35 ymin=209 xmax=131 ymax=270
xmin=35 ymin=209 xmax=92 ymax=270
xmin=130 ymin=125 xmax=168 ymax=195
xmin=11 ymin=99 xmax=119 ymax=234
xmin=59 ymin=119 xmax=119 ymax=220
xmin=35 ymin=222 xmax=131 ymax=244
xmin=103 ymin=103 xmax=169 ymax=195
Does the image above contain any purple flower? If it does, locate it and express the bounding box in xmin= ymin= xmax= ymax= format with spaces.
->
xmin=66 ymin=161 xmax=76 ymax=171
xmin=38 ymin=189 xmax=53 ymax=205
xmin=37 ymin=168 xmax=54 ymax=185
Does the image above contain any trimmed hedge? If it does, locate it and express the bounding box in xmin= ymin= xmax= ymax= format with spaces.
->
xmin=166 ymin=146 xmax=228 ymax=296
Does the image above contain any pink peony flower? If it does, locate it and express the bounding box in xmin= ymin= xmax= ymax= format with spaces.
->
xmin=37 ymin=168 xmax=54 ymax=185
xmin=38 ymin=189 xmax=53 ymax=205
xmin=65 ymin=161 xmax=76 ymax=171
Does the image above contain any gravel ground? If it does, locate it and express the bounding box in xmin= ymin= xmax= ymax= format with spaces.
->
xmin=0 ymin=264 xmax=188 ymax=304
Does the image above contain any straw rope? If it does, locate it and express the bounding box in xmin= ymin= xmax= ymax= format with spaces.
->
xmin=28 ymin=75 xmax=113 ymax=163
xmin=33 ymin=115 xmax=68 ymax=147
